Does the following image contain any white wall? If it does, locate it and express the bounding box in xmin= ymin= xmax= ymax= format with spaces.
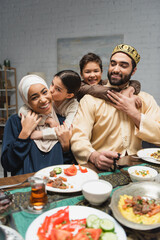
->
xmin=0 ymin=0 xmax=160 ymax=107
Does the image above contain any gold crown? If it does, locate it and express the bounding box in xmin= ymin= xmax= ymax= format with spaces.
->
xmin=112 ymin=44 xmax=140 ymax=65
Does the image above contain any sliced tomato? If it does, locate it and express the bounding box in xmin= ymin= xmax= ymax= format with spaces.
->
xmin=37 ymin=207 xmax=70 ymax=239
xmin=60 ymin=218 xmax=86 ymax=232
xmin=51 ymin=206 xmax=70 ymax=227
xmin=72 ymin=232 xmax=89 ymax=240
xmin=51 ymin=228 xmax=72 ymax=240
xmin=64 ymin=165 xmax=78 ymax=176
xmin=73 ymin=228 xmax=102 ymax=240
xmin=59 ymin=176 xmax=67 ymax=182
xmin=37 ymin=215 xmax=52 ymax=239
xmin=78 ymin=165 xmax=88 ymax=173
xmin=47 ymin=182 xmax=53 ymax=187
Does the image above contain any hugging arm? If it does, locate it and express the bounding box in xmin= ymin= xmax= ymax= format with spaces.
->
xmin=77 ymin=82 xmax=116 ymax=102
xmin=129 ymin=80 xmax=141 ymax=95
xmin=77 ymin=80 xmax=141 ymax=103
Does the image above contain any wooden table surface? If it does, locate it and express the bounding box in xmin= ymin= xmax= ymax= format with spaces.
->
xmin=0 ymin=155 xmax=143 ymax=190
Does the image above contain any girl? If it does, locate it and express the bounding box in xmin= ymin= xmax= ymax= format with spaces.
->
xmin=19 ymin=70 xmax=81 ymax=142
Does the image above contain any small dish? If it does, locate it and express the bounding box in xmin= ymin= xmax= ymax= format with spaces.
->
xmin=82 ymin=179 xmax=113 ymax=206
xmin=128 ymin=166 xmax=158 ymax=182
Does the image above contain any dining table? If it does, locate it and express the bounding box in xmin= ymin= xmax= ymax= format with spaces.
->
xmin=0 ymin=155 xmax=160 ymax=240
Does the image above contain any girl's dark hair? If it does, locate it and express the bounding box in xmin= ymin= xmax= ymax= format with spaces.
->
xmin=79 ymin=52 xmax=103 ymax=74
xmin=54 ymin=70 xmax=81 ymax=95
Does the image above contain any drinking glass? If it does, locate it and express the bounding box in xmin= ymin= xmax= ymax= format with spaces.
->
xmin=28 ymin=177 xmax=48 ymax=210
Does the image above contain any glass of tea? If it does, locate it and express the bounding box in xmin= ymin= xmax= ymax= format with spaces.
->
xmin=28 ymin=176 xmax=48 ymax=210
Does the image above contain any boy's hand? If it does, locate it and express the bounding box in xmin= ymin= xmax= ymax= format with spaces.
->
xmin=120 ymin=86 xmax=134 ymax=97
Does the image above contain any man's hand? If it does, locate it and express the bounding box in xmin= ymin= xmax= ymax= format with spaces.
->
xmin=132 ymin=95 xmax=142 ymax=109
xmin=121 ymin=87 xmax=142 ymax=109
xmin=89 ymin=150 xmax=120 ymax=171
xmin=107 ymin=90 xmax=141 ymax=128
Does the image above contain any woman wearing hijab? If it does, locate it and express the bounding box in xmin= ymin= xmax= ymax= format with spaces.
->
xmin=1 ymin=75 xmax=71 ymax=175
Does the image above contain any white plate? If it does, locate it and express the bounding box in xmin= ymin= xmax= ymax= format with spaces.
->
xmin=34 ymin=165 xmax=99 ymax=193
xmin=137 ymin=148 xmax=160 ymax=164
xmin=1 ymin=225 xmax=24 ymax=240
xmin=25 ymin=205 xmax=127 ymax=240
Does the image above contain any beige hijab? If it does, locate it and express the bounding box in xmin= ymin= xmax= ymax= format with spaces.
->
xmin=18 ymin=74 xmax=59 ymax=152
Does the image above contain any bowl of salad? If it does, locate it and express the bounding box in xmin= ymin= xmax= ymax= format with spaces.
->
xmin=128 ymin=166 xmax=158 ymax=182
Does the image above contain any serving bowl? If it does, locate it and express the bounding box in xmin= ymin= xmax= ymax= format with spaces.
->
xmin=82 ymin=179 xmax=113 ymax=206
xmin=128 ymin=165 xmax=158 ymax=182
xmin=110 ymin=181 xmax=160 ymax=230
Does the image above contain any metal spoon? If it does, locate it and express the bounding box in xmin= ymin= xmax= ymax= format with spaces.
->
xmin=0 ymin=179 xmax=29 ymax=189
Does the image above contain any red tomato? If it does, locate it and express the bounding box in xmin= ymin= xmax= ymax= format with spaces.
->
xmin=64 ymin=165 xmax=78 ymax=176
xmin=51 ymin=229 xmax=72 ymax=240
xmin=37 ymin=207 xmax=70 ymax=239
xmin=60 ymin=219 xmax=86 ymax=232
xmin=73 ymin=228 xmax=102 ymax=240
xmin=72 ymin=233 xmax=89 ymax=240
xmin=78 ymin=165 xmax=88 ymax=173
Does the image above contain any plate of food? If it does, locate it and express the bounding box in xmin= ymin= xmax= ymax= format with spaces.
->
xmin=110 ymin=181 xmax=160 ymax=230
xmin=34 ymin=164 xmax=99 ymax=193
xmin=25 ymin=205 xmax=127 ymax=240
xmin=137 ymin=148 xmax=160 ymax=164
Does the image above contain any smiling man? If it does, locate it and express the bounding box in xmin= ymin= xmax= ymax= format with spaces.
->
xmin=71 ymin=44 xmax=160 ymax=171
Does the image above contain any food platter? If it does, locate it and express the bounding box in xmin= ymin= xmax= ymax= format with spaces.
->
xmin=25 ymin=205 xmax=127 ymax=240
xmin=34 ymin=165 xmax=99 ymax=193
xmin=137 ymin=148 xmax=160 ymax=164
xmin=110 ymin=181 xmax=160 ymax=230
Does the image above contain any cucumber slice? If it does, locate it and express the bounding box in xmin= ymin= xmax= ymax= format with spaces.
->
xmin=100 ymin=232 xmax=118 ymax=240
xmin=53 ymin=167 xmax=62 ymax=174
xmin=92 ymin=218 xmax=101 ymax=229
xmin=86 ymin=214 xmax=99 ymax=228
xmin=100 ymin=218 xmax=115 ymax=232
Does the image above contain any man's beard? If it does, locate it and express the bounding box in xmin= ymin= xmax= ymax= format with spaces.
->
xmin=107 ymin=71 xmax=132 ymax=86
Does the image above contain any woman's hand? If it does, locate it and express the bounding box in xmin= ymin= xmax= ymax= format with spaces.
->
xmin=55 ymin=122 xmax=72 ymax=152
xmin=19 ymin=111 xmax=42 ymax=139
